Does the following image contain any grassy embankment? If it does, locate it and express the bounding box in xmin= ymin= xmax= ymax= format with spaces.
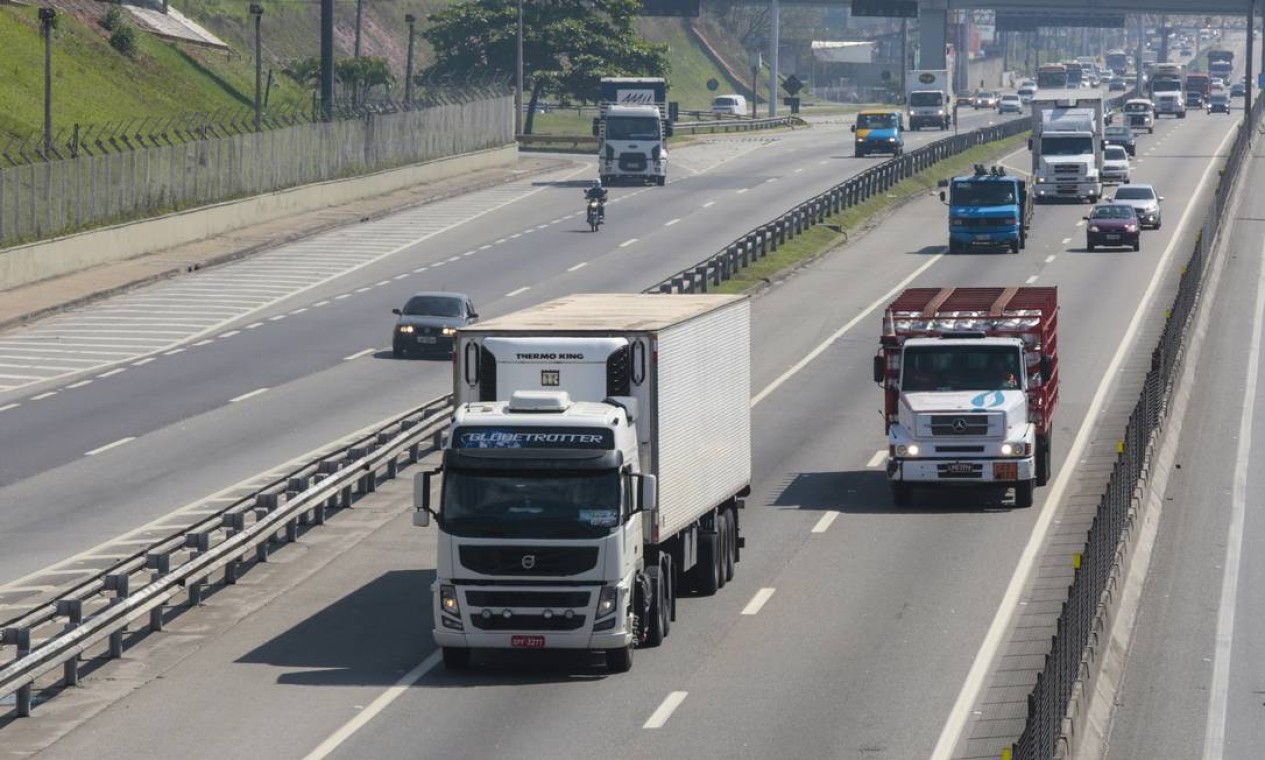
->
xmin=711 ymin=133 xmax=1030 ymax=294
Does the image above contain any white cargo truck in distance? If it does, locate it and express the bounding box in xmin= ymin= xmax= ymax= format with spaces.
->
xmin=1029 ymin=91 xmax=1104 ymax=203
xmin=414 ymin=294 xmax=752 ymax=672
xmin=592 ymin=77 xmax=671 ymax=186
xmin=906 ymin=69 xmax=951 ymax=130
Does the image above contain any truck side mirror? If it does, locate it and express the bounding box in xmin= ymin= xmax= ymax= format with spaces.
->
xmin=392 ymin=308 xmax=402 ymax=315
xmin=1027 ymin=138 xmax=1033 ymax=150
xmin=873 ymin=355 xmax=886 ymax=384
xmin=664 ymin=120 xmax=674 ymax=138
xmin=591 ymin=118 xmax=600 ymax=137
xmin=850 ymin=124 xmax=856 ymax=132
xmin=939 ymin=190 xmax=946 ymax=203
xmin=413 ymin=470 xmax=439 ymax=527
xmin=634 ymin=473 xmax=658 ymax=515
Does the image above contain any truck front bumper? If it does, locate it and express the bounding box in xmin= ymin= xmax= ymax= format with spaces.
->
xmin=434 ymin=629 xmax=632 ymax=650
xmin=888 ymin=456 xmax=1035 ymax=484
xmin=949 ymin=228 xmax=1020 ymax=247
xmin=1034 ymin=181 xmax=1102 ymax=200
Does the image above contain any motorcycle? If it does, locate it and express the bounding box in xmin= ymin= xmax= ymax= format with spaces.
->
xmin=586 ymin=199 xmax=604 ymax=232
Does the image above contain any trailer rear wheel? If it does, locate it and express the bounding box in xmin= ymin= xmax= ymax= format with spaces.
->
xmin=691 ymin=532 xmax=721 ymax=595
xmin=723 ymin=510 xmax=736 ymax=583
xmin=606 ymin=645 xmax=633 ymax=673
xmin=715 ymin=517 xmax=728 ymax=590
xmin=1014 ymin=481 xmax=1035 ymax=508
xmin=1036 ymin=433 xmax=1052 ymax=487
xmin=442 ymin=647 xmax=471 ymax=671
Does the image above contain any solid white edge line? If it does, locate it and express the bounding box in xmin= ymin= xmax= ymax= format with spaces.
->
xmin=1201 ymin=232 xmax=1265 ymax=760
xmin=811 ymin=512 xmax=839 ymax=534
xmin=930 ymin=115 xmax=1242 ymax=760
xmin=229 ymin=387 xmax=269 ymax=403
xmin=303 ymin=651 xmax=442 ymax=760
xmin=505 ymin=286 xmax=531 ymax=298
xmin=343 ymin=348 xmax=376 ymax=362
xmin=85 ymin=436 xmax=135 ymax=456
xmin=643 ymin=691 xmax=689 ymax=729
xmin=751 ymin=254 xmax=943 ymax=408
xmin=742 ymin=588 xmax=776 ymax=615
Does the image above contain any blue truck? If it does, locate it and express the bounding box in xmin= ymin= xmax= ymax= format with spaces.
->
xmin=940 ymin=165 xmax=1033 ymax=253
xmin=851 ymin=110 xmax=905 ymax=157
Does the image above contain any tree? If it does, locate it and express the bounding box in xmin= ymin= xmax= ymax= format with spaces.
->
xmin=421 ymin=0 xmax=669 ymax=133
xmin=336 ymin=57 xmax=396 ymax=104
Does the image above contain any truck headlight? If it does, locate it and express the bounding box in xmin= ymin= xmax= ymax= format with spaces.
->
xmin=441 ymin=327 xmax=456 ymax=336
xmin=887 ymin=137 xmax=897 ymax=142
xmin=440 ymin=584 xmax=460 ymax=615
xmin=596 ymin=586 xmax=619 ymax=618
xmin=936 ymin=109 xmax=946 ymax=116
xmin=1000 ymin=442 xmax=1031 ymax=457
xmin=896 ymin=443 xmax=921 ymax=457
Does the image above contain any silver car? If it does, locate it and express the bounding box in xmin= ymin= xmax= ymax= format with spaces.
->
xmin=1111 ymin=184 xmax=1163 ymax=229
xmin=1101 ymin=145 xmax=1131 ymax=184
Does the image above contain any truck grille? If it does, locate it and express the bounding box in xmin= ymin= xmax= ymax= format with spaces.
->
xmin=618 ymin=153 xmax=648 ymax=171
xmin=957 ymin=218 xmax=1004 ymax=228
xmin=928 ymin=414 xmax=990 ymax=436
xmin=465 ymin=591 xmax=591 ymax=608
xmin=1052 ymin=164 xmax=1080 ymax=174
xmin=459 ymin=546 xmax=599 ymax=576
xmin=471 ymin=613 xmax=587 ymax=631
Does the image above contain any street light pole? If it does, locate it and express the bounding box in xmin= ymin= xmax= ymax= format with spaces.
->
xmin=516 ymin=0 xmax=524 ymax=136
xmin=355 ymin=0 xmax=364 ymax=59
xmin=39 ymin=7 xmax=56 ymax=158
xmin=250 ymin=4 xmax=264 ymax=132
xmin=405 ymin=14 xmax=417 ymax=109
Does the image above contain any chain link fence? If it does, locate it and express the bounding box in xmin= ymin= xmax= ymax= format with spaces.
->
xmin=1011 ymin=96 xmax=1264 ymax=760
xmin=0 ymin=77 xmax=512 ymax=249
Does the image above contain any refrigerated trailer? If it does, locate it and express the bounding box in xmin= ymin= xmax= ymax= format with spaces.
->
xmin=415 ymin=294 xmax=752 ymax=672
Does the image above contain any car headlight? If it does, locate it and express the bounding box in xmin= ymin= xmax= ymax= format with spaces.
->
xmin=896 ymin=443 xmax=921 ymax=457
xmin=440 ymin=584 xmax=460 ymax=616
xmin=936 ymin=109 xmax=946 ymax=116
xmin=398 ymin=325 xmax=415 ymax=334
xmin=1125 ymin=224 xmax=1137 ymax=231
xmin=1089 ymin=225 xmax=1100 ymax=232
xmin=442 ymin=327 xmax=456 ymax=336
xmin=596 ymin=586 xmax=619 ymax=619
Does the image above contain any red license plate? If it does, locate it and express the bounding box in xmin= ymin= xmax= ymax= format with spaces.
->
xmin=993 ymin=462 xmax=1019 ymax=480
xmin=511 ymin=635 xmax=546 ymax=648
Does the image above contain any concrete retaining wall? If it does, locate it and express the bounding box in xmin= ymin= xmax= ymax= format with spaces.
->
xmin=0 ymin=144 xmax=517 ymax=293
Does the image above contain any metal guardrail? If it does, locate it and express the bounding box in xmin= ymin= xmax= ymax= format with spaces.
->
xmin=0 ymin=393 xmax=455 ymax=717
xmin=1011 ymin=95 xmax=1264 ymax=760
xmin=673 ymin=115 xmax=804 ymax=135
xmin=646 ymin=116 xmax=1031 ymax=295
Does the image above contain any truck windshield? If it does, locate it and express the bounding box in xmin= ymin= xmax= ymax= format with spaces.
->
xmin=606 ymin=116 xmax=661 ymax=141
xmin=1040 ymin=136 xmax=1093 ymax=156
xmin=441 ymin=469 xmax=622 ymax=539
xmin=1037 ymin=72 xmax=1068 ymax=88
xmin=909 ymin=92 xmax=943 ymax=107
xmin=857 ymin=113 xmax=897 ymax=129
xmin=951 ymin=182 xmax=1016 ymax=206
xmin=901 ymin=346 xmax=1024 ymax=393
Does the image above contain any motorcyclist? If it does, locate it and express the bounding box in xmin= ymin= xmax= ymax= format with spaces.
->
xmin=585 ymin=180 xmax=608 ymax=222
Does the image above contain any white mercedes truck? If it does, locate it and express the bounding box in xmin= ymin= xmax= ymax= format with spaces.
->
xmin=414 ymin=294 xmax=752 ymax=672
xmin=1029 ymin=91 xmax=1104 ymax=203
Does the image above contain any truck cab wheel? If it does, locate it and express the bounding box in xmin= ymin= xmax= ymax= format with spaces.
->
xmin=1013 ymin=481 xmax=1035 ymax=508
xmin=656 ymin=176 xmax=666 ymax=186
xmin=690 ymin=532 xmax=721 ymax=595
xmin=1010 ymin=240 xmax=1020 ymax=254
xmin=1036 ymin=434 xmax=1052 ymax=486
xmin=606 ymin=645 xmax=633 ymax=673
xmin=442 ymin=647 xmax=471 ymax=671
xmin=643 ymin=566 xmax=666 ymax=647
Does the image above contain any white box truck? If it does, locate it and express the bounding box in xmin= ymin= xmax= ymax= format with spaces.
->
xmin=414 ymin=294 xmax=752 ymax=672
xmin=1029 ymin=91 xmax=1104 ymax=203
xmin=906 ymin=69 xmax=951 ymax=130
xmin=593 ymin=77 xmax=671 ymax=186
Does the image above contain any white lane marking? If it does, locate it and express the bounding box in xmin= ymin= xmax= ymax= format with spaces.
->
xmin=1044 ymin=255 xmax=1057 ymax=263
xmin=932 ymin=115 xmax=1242 ymax=760
xmin=0 ymin=403 xmax=19 ymax=413
xmin=132 ymin=358 xmax=155 ymax=367
xmin=163 ymin=348 xmax=186 ymax=355
xmin=742 ymin=588 xmax=776 ymax=615
xmin=219 ymin=330 xmax=241 ymax=339
xmin=509 ymin=233 xmax=522 ymax=239
xmin=866 ymin=450 xmax=887 ymax=468
xmin=85 ymin=437 xmax=135 ymax=456
xmin=737 ymin=188 xmax=750 ymax=194
xmin=703 ymin=201 xmax=716 ymax=208
xmin=619 ymin=239 xmax=638 ymax=248
xmin=432 ymin=261 xmax=446 ymax=268
xmin=495 ymin=238 xmax=507 ymax=244
xmin=230 ymin=387 xmax=269 ymax=403
xmin=751 ymin=254 xmax=942 ymax=408
xmin=643 ymin=691 xmax=689 ymax=729
xmin=354 ymin=287 xmax=372 ymax=294
xmin=313 ymin=300 xmax=331 ymax=307
xmin=1202 ymin=233 xmax=1265 ymax=760
xmin=819 ymin=159 xmax=829 ymax=165
xmin=1025 ymin=275 xmax=1039 ymax=284
xmin=343 ymin=348 xmax=376 ymax=362
xmin=303 ymin=651 xmax=441 ymax=760
xmin=375 ymin=280 xmax=391 ymax=287
xmin=479 ymin=244 xmax=492 ymax=250
xmin=193 ymin=339 xmax=215 ymax=346
xmin=811 ymin=512 xmax=839 ymax=534
xmin=766 ymin=177 xmax=779 ymax=183
xmin=245 ymin=321 xmax=266 ymax=328
xmin=334 ymin=294 xmax=351 ymax=301
xmin=446 ymin=255 xmax=461 ymax=263
xmin=98 ymin=368 xmax=126 ymax=379
xmin=505 ymin=287 xmax=531 ymax=298
xmin=1061 ymin=237 xmax=1073 ymax=245
xmin=32 ymin=392 xmax=57 ymax=400
xmin=665 ymin=218 xmax=681 ymax=226
xmin=567 ymin=262 xmax=588 ymax=272
xmin=66 ymin=380 xmax=92 ymax=389
xmin=1076 ymin=219 xmax=1086 ymax=227
xmin=393 ymin=274 xmax=409 ymax=280
xmin=794 ymin=168 xmax=804 ymax=174
xmin=268 ymin=315 xmax=286 ymax=322
xmin=290 ymin=308 xmax=309 ymax=315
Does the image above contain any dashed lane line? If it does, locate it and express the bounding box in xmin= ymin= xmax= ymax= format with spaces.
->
xmin=66 ymin=380 xmax=92 ymax=389
xmin=665 ymin=218 xmax=681 ymax=226
xmin=32 ymin=392 xmax=57 ymax=401
xmin=811 ymin=512 xmax=839 ymax=534
xmin=703 ymin=201 xmax=716 ymax=208
xmin=619 ymin=239 xmax=639 ymax=248
xmin=1026 ymin=275 xmax=1039 ymax=284
xmin=85 ymin=437 xmax=135 ymax=456
xmin=567 ymin=262 xmax=588 ymax=272
xmin=742 ymin=588 xmax=776 ymax=616
xmin=1045 ymin=255 xmax=1057 ymax=264
xmin=343 ymin=348 xmax=377 ymax=362
xmin=229 ymin=388 xmax=270 ymax=403
xmin=505 ymin=287 xmax=531 ymax=298
xmin=643 ymin=692 xmax=689 ymax=729
xmin=0 ymin=403 xmax=19 ymax=413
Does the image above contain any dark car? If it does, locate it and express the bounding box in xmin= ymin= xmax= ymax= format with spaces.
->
xmin=1185 ymin=91 xmax=1205 ymax=108
xmin=1108 ymin=78 xmax=1128 ymax=92
xmin=391 ymin=292 xmax=478 ymax=358
xmin=1230 ymin=82 xmax=1246 ymax=97
xmin=1103 ymin=125 xmax=1137 ymax=157
xmin=1207 ymin=92 xmax=1232 ymax=114
xmin=1084 ymin=204 xmax=1141 ymax=252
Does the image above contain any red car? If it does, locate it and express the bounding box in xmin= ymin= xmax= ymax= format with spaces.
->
xmin=1084 ymin=204 xmax=1141 ymax=251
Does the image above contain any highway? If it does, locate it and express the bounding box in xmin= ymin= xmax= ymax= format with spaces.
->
xmin=1 ymin=90 xmax=1247 ymax=760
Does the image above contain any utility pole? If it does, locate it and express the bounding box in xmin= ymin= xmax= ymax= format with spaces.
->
xmin=251 ymin=4 xmax=264 ymax=131
xmin=1247 ymin=6 xmax=1254 ymax=117
xmin=900 ymin=18 xmax=908 ymax=103
xmin=769 ymin=0 xmax=780 ymax=116
xmin=39 ymin=6 xmax=56 ymax=158
xmin=515 ymin=0 xmax=524 ymax=136
xmin=405 ymin=14 xmax=417 ymax=109
xmin=354 ymin=0 xmax=363 ymax=59
xmin=751 ymin=51 xmax=760 ymax=118
xmin=321 ymin=0 xmax=333 ymax=121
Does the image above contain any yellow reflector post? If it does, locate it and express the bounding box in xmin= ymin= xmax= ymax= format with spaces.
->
xmin=1073 ymin=553 xmax=1082 ymax=570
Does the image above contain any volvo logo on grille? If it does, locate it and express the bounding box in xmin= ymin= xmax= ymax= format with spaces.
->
xmin=952 ymin=418 xmax=969 ymax=433
xmin=521 ymin=554 xmax=537 ymax=570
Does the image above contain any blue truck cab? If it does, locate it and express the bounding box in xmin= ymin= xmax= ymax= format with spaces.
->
xmin=851 ymin=110 xmax=904 ymax=157
xmin=940 ymin=165 xmax=1033 ymax=254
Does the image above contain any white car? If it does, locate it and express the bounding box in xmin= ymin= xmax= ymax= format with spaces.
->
xmin=1017 ymin=85 xmax=1037 ymax=105
xmin=1101 ymin=145 xmax=1131 ymax=184
xmin=998 ymin=94 xmax=1023 ymax=114
xmin=1111 ymin=183 xmax=1164 ymax=229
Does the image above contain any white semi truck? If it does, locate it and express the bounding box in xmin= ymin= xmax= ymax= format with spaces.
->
xmin=414 ymin=294 xmax=752 ymax=672
xmin=906 ymin=69 xmax=951 ymax=130
xmin=1029 ymin=91 xmax=1104 ymax=203
xmin=593 ymin=77 xmax=672 ymax=186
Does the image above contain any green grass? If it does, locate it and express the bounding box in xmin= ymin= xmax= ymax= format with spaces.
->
xmin=710 ymin=133 xmax=1030 ymax=294
xmin=638 ymin=18 xmax=745 ymax=112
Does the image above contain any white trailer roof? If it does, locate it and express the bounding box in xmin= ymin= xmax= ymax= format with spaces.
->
xmin=464 ymin=294 xmax=747 ymax=333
